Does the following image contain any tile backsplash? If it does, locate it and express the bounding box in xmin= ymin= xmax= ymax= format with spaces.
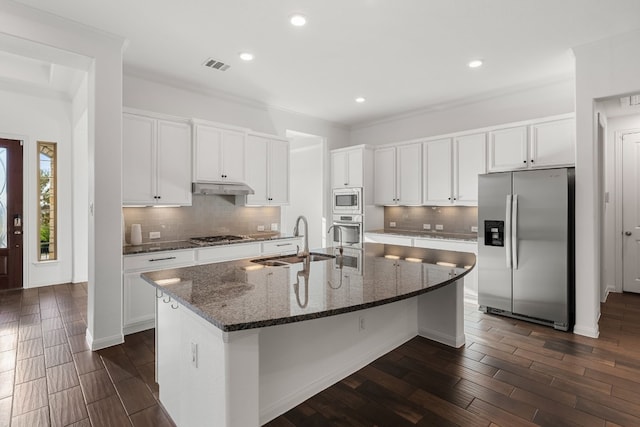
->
xmin=384 ymin=206 xmax=477 ymax=234
xmin=123 ymin=195 xmax=280 ymax=245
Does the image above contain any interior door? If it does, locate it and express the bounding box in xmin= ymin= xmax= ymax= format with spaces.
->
xmin=0 ymin=138 xmax=23 ymax=290
xmin=622 ymin=131 xmax=640 ymax=292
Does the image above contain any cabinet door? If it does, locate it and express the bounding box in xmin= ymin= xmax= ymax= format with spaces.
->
xmin=331 ymin=151 xmax=348 ymax=188
xmin=397 ymin=143 xmax=422 ymax=205
xmin=346 ymin=149 xmax=364 ymax=188
xmin=222 ymin=130 xmax=245 ymax=182
xmin=193 ymin=125 xmax=223 ymax=182
xmin=268 ymin=139 xmax=290 ymax=204
xmin=245 ymin=135 xmax=269 ymax=205
xmin=530 ymin=118 xmax=575 ymax=168
xmin=374 ymin=147 xmax=397 ymax=205
xmin=157 ymin=120 xmax=192 ymax=205
xmin=488 ymin=126 xmax=528 ymax=171
xmin=123 ymin=273 xmax=156 ymax=333
xmin=423 ymin=139 xmax=453 ymax=205
xmin=454 ymin=133 xmax=486 ymax=205
xmin=123 ymin=114 xmax=155 ymax=204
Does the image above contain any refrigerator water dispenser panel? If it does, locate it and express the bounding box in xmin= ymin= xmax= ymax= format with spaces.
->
xmin=484 ymin=220 xmax=504 ymax=246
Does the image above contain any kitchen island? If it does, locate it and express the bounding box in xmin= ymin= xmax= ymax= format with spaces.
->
xmin=142 ymin=243 xmax=475 ymax=426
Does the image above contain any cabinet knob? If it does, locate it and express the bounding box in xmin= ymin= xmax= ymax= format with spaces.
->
xmin=530 ymin=160 xmax=534 ymax=163
xmin=344 ymin=183 xmax=348 ymax=186
xmin=448 ymin=197 xmax=451 ymax=200
xmin=523 ymin=160 xmax=527 ymax=164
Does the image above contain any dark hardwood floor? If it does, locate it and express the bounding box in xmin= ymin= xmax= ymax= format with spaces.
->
xmin=1 ymin=284 xmax=640 ymax=426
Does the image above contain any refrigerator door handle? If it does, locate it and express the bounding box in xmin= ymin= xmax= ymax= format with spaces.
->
xmin=505 ymin=194 xmax=512 ymax=268
xmin=512 ymin=194 xmax=519 ymax=269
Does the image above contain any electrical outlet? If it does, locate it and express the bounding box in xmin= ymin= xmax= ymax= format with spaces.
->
xmin=435 ymin=224 xmax=444 ymax=231
xmin=270 ymin=223 xmax=278 ymax=231
xmin=471 ymin=226 xmax=478 ymax=232
xmin=257 ymin=225 xmax=265 ymax=232
xmin=149 ymin=231 xmax=161 ymax=239
xmin=359 ymin=316 xmax=366 ymax=332
xmin=191 ymin=342 xmax=198 ymax=368
xmin=389 ymin=222 xmax=396 ymax=228
xmin=423 ymin=224 xmax=431 ymax=230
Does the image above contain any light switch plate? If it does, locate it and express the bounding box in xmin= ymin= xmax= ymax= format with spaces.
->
xmin=435 ymin=224 xmax=444 ymax=231
xmin=471 ymin=226 xmax=478 ymax=232
xmin=271 ymin=223 xmax=278 ymax=231
xmin=389 ymin=222 xmax=396 ymax=228
xmin=423 ymin=224 xmax=431 ymax=230
xmin=149 ymin=231 xmax=161 ymax=239
xmin=257 ymin=225 xmax=265 ymax=232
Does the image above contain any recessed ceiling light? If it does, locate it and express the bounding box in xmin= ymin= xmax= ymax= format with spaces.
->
xmin=355 ymin=97 xmax=366 ymax=103
xmin=468 ymin=59 xmax=483 ymax=68
xmin=290 ymin=14 xmax=307 ymax=26
xmin=239 ymin=52 xmax=254 ymax=61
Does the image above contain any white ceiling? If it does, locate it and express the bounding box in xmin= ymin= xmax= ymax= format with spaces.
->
xmin=8 ymin=0 xmax=640 ymax=125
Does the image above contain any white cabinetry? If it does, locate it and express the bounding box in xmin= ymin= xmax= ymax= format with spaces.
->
xmin=423 ymin=134 xmax=485 ymax=206
xmin=261 ymin=237 xmax=303 ymax=255
xmin=123 ymin=113 xmax=192 ymax=206
xmin=245 ymin=133 xmax=289 ymax=205
xmin=193 ymin=123 xmax=246 ymax=182
xmin=195 ymin=243 xmax=261 ymax=265
xmin=488 ymin=117 xmax=575 ymax=172
xmin=123 ymin=249 xmax=195 ymax=334
xmin=332 ymin=148 xmax=363 ymax=188
xmin=374 ymin=143 xmax=422 ymax=205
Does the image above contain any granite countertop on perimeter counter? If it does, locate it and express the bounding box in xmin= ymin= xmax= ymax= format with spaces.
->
xmin=123 ymin=233 xmax=298 ymax=255
xmin=366 ymin=229 xmax=478 ymax=242
xmin=141 ymin=242 xmax=476 ymax=332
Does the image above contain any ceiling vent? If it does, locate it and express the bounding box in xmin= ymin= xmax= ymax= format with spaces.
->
xmin=620 ymin=95 xmax=640 ymax=107
xmin=203 ymin=58 xmax=230 ymax=71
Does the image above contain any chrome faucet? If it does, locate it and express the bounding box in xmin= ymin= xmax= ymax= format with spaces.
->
xmin=293 ymin=215 xmax=310 ymax=258
xmin=327 ymin=225 xmax=344 ymax=256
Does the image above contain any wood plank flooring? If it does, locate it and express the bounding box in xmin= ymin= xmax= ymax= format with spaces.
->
xmin=2 ymin=284 xmax=640 ymax=426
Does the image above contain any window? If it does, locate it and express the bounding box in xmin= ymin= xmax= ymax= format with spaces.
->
xmin=38 ymin=142 xmax=57 ymax=261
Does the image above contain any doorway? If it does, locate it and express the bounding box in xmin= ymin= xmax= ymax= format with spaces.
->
xmin=0 ymin=138 xmax=23 ymax=290
xmin=621 ymin=130 xmax=640 ymax=292
xmin=284 ymin=131 xmax=325 ymax=249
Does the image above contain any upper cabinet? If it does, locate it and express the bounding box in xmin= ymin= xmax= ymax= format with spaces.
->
xmin=332 ymin=148 xmax=363 ymax=188
xmin=423 ymin=134 xmax=486 ymax=206
xmin=123 ymin=112 xmax=192 ymax=206
xmin=245 ymin=133 xmax=289 ymax=206
xmin=374 ymin=143 xmax=422 ymax=205
xmin=488 ymin=117 xmax=575 ymax=172
xmin=192 ymin=122 xmax=245 ymax=182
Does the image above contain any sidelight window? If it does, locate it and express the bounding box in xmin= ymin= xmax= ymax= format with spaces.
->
xmin=38 ymin=142 xmax=57 ymax=261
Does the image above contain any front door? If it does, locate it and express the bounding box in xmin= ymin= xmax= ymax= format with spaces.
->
xmin=0 ymin=138 xmax=23 ymax=290
xmin=622 ymin=131 xmax=640 ymax=293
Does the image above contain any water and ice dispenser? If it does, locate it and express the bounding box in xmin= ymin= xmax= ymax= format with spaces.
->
xmin=484 ymin=220 xmax=504 ymax=247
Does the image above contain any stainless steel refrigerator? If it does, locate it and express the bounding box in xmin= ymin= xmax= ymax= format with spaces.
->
xmin=478 ymin=168 xmax=574 ymax=331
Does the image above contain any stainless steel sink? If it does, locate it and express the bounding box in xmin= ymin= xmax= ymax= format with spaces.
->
xmin=251 ymin=252 xmax=336 ymax=266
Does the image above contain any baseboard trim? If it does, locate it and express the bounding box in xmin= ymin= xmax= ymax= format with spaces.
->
xmin=573 ymin=324 xmax=599 ymax=339
xmin=86 ymin=329 xmax=124 ymax=351
xmin=419 ymin=327 xmax=466 ymax=348
xmin=123 ymin=319 xmax=155 ymax=335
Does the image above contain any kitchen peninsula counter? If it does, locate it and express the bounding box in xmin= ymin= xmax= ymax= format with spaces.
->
xmin=143 ymin=243 xmax=475 ymax=427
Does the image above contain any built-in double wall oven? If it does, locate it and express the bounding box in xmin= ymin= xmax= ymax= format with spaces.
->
xmin=331 ymin=214 xmax=363 ymax=247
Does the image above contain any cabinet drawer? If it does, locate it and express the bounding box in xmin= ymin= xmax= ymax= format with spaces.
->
xmin=196 ymin=243 xmax=261 ymax=264
xmin=413 ymin=238 xmax=477 ymax=254
xmin=364 ymin=233 xmax=413 ymax=247
xmin=124 ymin=249 xmax=195 ymax=272
xmin=261 ymin=238 xmax=301 ymax=255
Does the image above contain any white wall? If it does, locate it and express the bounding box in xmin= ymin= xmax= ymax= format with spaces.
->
xmin=572 ymin=28 xmax=640 ymax=338
xmin=72 ymin=73 xmax=89 ymax=283
xmin=1 ymin=1 xmax=126 ymax=350
xmin=123 ymin=74 xmax=350 ymax=151
xmin=285 ymin=135 xmax=324 ymax=249
xmin=350 ymin=78 xmax=575 ymax=146
xmin=0 ymin=88 xmax=73 ymax=287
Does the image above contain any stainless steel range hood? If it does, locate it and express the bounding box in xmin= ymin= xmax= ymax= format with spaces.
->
xmin=192 ymin=182 xmax=255 ymax=196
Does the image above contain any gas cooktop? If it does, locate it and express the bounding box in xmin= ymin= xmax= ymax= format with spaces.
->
xmin=188 ymin=235 xmax=254 ymax=246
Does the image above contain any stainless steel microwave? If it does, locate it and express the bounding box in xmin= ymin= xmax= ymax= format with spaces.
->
xmin=332 ymin=188 xmax=362 ymax=214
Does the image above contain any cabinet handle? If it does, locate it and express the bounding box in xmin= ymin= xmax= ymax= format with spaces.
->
xmin=149 ymin=256 xmax=177 ymax=262
xmin=171 ymin=302 xmax=179 ymax=309
xmin=344 ymin=183 xmax=348 ymax=186
xmin=276 ymin=243 xmax=292 ymax=247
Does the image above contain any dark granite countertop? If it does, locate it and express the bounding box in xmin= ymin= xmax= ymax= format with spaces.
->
xmin=141 ymin=243 xmax=476 ymax=332
xmin=366 ymin=229 xmax=478 ymax=242
xmin=123 ymin=233 xmax=298 ymax=255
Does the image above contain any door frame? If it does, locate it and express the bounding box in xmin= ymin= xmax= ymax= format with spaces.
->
xmin=0 ymin=131 xmax=30 ymax=289
xmin=614 ymin=127 xmax=640 ymax=293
